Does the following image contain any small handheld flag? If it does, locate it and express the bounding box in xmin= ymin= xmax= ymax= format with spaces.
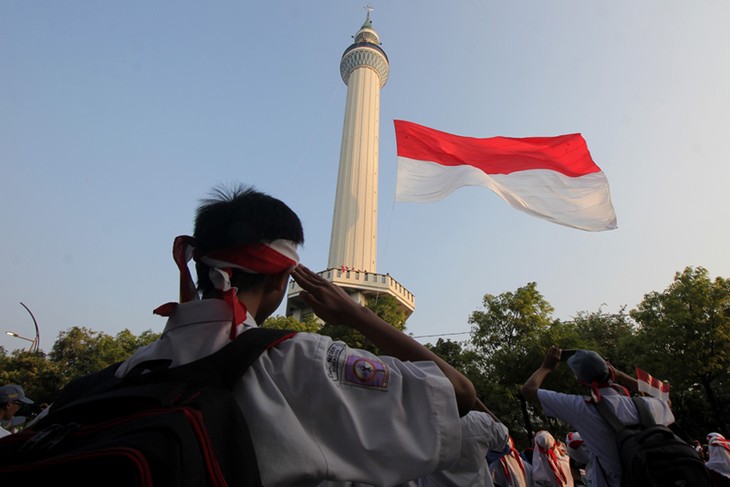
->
xmin=635 ymin=367 xmax=670 ymax=401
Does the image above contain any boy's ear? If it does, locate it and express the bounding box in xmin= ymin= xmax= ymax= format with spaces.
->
xmin=264 ymin=269 xmax=291 ymax=293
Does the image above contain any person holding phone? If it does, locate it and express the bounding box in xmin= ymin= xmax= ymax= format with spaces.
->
xmin=520 ymin=347 xmax=674 ymax=487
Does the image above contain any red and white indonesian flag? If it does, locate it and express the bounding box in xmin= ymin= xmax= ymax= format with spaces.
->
xmin=636 ymin=367 xmax=670 ymax=401
xmin=394 ymin=120 xmax=618 ymax=232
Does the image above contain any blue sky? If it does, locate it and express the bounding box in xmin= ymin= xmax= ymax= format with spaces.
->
xmin=2 ymin=1 xmax=729 ymax=352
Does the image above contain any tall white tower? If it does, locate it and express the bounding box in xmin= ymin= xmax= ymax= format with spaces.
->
xmin=327 ymin=10 xmax=389 ymax=273
xmin=287 ymin=11 xmax=415 ymax=320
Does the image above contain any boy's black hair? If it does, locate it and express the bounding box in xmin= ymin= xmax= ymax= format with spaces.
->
xmin=193 ymin=184 xmax=304 ymax=292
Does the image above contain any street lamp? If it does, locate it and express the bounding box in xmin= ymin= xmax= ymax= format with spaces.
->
xmin=5 ymin=331 xmax=36 ymax=351
xmin=19 ymin=302 xmax=40 ymax=353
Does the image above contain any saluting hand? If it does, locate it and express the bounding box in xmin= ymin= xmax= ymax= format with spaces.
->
xmin=291 ymin=265 xmax=368 ymax=327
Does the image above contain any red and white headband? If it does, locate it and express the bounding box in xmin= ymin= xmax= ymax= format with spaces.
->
xmin=155 ymin=235 xmax=299 ymax=339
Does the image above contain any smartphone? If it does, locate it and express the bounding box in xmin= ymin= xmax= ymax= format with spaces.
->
xmin=560 ymin=349 xmax=577 ymax=361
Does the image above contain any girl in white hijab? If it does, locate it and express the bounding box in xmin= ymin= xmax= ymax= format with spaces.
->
xmin=531 ymin=430 xmax=573 ymax=487
xmin=490 ymin=436 xmax=532 ymax=487
xmin=706 ymin=433 xmax=730 ymax=486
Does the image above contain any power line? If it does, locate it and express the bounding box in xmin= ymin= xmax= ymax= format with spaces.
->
xmin=410 ymin=331 xmax=472 ymax=339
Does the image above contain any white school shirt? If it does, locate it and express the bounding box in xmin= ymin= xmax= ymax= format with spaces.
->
xmin=321 ymin=412 xmax=509 ymax=487
xmin=417 ymin=411 xmax=509 ymax=487
xmin=115 ymin=299 xmax=461 ymax=487
xmin=537 ymin=387 xmax=675 ymax=487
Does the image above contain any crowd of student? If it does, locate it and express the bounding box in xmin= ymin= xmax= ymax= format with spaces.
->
xmin=1 ymin=184 xmax=729 ymax=487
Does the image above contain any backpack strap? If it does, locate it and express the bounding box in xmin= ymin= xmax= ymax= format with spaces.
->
xmin=190 ymin=327 xmax=296 ymax=390
xmin=593 ymin=397 xmax=627 ymax=434
xmin=631 ymin=396 xmax=657 ymax=428
xmin=595 ymin=395 xmax=658 ymax=432
xmin=50 ymin=361 xmax=125 ymax=410
xmin=50 ymin=328 xmax=296 ymax=413
xmin=118 ymin=327 xmax=297 ymax=391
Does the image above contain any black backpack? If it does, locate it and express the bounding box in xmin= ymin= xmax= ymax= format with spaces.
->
xmin=0 ymin=327 xmax=295 ymax=487
xmin=594 ymin=395 xmax=710 ymax=487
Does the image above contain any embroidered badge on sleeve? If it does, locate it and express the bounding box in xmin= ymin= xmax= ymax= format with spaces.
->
xmin=343 ymin=355 xmax=389 ymax=390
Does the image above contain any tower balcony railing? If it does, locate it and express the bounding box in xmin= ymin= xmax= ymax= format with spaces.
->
xmin=287 ymin=267 xmax=415 ymax=310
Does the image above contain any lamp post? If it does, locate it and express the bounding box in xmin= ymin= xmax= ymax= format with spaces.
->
xmin=5 ymin=331 xmax=35 ymax=351
xmin=16 ymin=302 xmax=40 ymax=352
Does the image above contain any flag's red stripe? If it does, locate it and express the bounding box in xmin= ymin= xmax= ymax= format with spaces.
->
xmin=394 ymin=120 xmax=601 ymax=177
xmin=636 ymin=368 xmax=670 ymax=393
xmin=636 ymin=368 xmax=651 ymax=382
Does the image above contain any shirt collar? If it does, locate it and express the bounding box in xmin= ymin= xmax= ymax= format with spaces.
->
xmin=162 ymin=298 xmax=258 ymax=337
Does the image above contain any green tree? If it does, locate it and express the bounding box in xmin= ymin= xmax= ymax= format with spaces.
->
xmin=469 ymin=282 xmax=555 ymax=358
xmin=630 ymin=266 xmax=730 ymax=435
xmin=367 ymin=294 xmax=406 ymax=331
xmin=318 ymin=294 xmax=406 ymax=354
xmin=262 ymin=314 xmax=320 ymax=332
xmin=466 ymin=282 xmax=561 ymax=447
xmin=426 ymin=338 xmax=476 ymax=374
xmin=565 ymin=307 xmax=638 ymax=373
xmin=48 ymin=326 xmax=159 ymax=384
xmin=0 ymin=349 xmax=62 ymax=411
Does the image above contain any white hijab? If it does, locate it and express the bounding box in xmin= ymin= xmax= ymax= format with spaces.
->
xmin=531 ymin=431 xmax=572 ymax=487
xmin=706 ymin=433 xmax=730 ymax=479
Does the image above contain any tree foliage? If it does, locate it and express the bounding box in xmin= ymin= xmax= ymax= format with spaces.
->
xmin=469 ymin=282 xmax=555 ymax=358
xmin=630 ymin=266 xmax=730 ymax=434
xmin=463 ymin=282 xmax=566 ymax=446
xmin=0 ymin=349 xmax=62 ymax=412
xmin=1 ymin=266 xmax=727 ymax=446
xmin=0 ymin=327 xmax=160 ymax=412
xmin=566 ymin=307 xmax=636 ymax=369
xmin=49 ymin=327 xmax=159 ymax=383
xmin=318 ymin=294 xmax=406 ymax=354
xmin=262 ymin=314 xmax=321 ymax=332
xmin=439 ymin=267 xmax=730 ymax=448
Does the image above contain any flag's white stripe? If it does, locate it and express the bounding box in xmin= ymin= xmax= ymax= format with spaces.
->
xmin=638 ymin=381 xmax=670 ymax=401
xmin=396 ymin=157 xmax=617 ymax=232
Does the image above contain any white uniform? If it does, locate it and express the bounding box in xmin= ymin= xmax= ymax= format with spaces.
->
xmin=0 ymin=425 xmax=11 ymax=438
xmin=537 ymin=387 xmax=675 ymax=487
xmin=320 ymin=412 xmax=508 ymax=487
xmin=416 ymin=411 xmax=508 ymax=487
xmin=116 ymin=299 xmax=462 ymax=487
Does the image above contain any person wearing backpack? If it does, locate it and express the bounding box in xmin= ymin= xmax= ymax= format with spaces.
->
xmin=97 ymin=184 xmax=476 ymax=486
xmin=520 ymin=347 xmax=677 ymax=487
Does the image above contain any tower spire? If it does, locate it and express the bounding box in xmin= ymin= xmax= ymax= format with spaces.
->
xmin=364 ymin=4 xmax=373 ymax=23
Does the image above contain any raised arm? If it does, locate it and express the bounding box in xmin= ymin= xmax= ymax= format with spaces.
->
xmin=609 ymin=364 xmax=639 ymax=393
xmin=291 ymin=264 xmax=476 ymax=415
xmin=520 ymin=345 xmax=562 ymax=403
xmin=473 ymin=397 xmax=503 ymax=424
